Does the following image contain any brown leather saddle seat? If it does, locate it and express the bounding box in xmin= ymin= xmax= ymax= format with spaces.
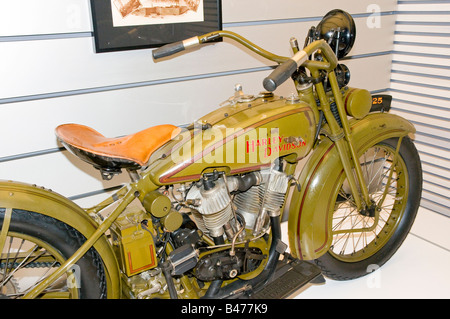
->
xmin=55 ymin=123 xmax=181 ymax=178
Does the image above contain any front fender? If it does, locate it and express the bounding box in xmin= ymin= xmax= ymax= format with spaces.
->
xmin=0 ymin=180 xmax=121 ymax=298
xmin=287 ymin=113 xmax=416 ymax=260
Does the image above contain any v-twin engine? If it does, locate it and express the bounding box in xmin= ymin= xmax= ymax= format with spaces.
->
xmin=186 ymin=168 xmax=290 ymax=240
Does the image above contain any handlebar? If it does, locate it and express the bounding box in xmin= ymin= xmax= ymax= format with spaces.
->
xmin=152 ymin=36 xmax=201 ymax=60
xmin=152 ymin=41 xmax=186 ymax=59
xmin=152 ymin=31 xmax=338 ymax=92
xmin=263 ymin=51 xmax=307 ymax=92
xmin=152 ymin=31 xmax=288 ymax=63
xmin=263 ymin=40 xmax=338 ymax=91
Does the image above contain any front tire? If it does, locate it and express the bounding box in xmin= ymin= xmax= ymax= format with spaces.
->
xmin=315 ymin=136 xmax=422 ymax=280
xmin=0 ymin=209 xmax=107 ymax=298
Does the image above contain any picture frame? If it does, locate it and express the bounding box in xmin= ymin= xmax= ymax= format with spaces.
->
xmin=90 ymin=0 xmax=222 ymax=53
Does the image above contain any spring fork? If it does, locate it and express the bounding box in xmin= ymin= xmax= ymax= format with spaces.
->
xmin=329 ymin=72 xmax=372 ymax=208
xmin=315 ymin=72 xmax=371 ymax=211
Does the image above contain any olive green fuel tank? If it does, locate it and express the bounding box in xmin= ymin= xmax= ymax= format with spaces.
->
xmin=145 ymin=93 xmax=316 ymax=185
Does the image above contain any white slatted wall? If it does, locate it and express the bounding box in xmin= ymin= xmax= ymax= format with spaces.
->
xmin=0 ymin=0 xmax=396 ymax=207
xmin=391 ymin=0 xmax=450 ymax=217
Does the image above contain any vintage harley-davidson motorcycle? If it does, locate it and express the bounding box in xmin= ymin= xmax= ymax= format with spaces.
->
xmin=0 ymin=10 xmax=422 ymax=299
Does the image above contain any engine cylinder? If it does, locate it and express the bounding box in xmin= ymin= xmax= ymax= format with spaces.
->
xmin=262 ymin=170 xmax=290 ymax=214
xmin=252 ymin=169 xmax=290 ymax=235
xmin=233 ymin=186 xmax=262 ymax=229
xmin=186 ymin=177 xmax=233 ymax=237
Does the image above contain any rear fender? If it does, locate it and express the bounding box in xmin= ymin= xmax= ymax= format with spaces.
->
xmin=287 ymin=113 xmax=416 ymax=260
xmin=0 ymin=180 xmax=120 ymax=298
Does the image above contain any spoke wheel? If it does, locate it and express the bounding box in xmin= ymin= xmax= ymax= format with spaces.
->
xmin=315 ymin=137 xmax=422 ymax=280
xmin=0 ymin=209 xmax=107 ymax=298
xmin=330 ymin=142 xmax=408 ymax=262
xmin=1 ymin=232 xmax=78 ymax=299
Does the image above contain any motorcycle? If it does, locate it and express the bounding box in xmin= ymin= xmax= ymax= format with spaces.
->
xmin=0 ymin=9 xmax=422 ymax=299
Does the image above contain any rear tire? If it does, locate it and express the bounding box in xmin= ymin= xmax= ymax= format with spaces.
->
xmin=0 ymin=209 xmax=107 ymax=298
xmin=315 ymin=137 xmax=422 ymax=280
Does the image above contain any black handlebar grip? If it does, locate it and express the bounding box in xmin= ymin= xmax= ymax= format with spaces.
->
xmin=152 ymin=41 xmax=185 ymax=60
xmin=263 ymin=59 xmax=298 ymax=92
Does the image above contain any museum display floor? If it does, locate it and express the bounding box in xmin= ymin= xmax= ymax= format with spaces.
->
xmin=280 ymin=206 xmax=450 ymax=299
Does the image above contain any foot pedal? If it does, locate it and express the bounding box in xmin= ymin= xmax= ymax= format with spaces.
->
xmin=250 ymin=258 xmax=324 ymax=299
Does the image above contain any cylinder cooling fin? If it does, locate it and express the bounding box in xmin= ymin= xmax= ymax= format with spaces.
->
xmin=185 ymin=166 xmax=291 ymax=240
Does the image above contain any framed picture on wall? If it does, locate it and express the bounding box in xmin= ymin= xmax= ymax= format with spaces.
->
xmin=90 ymin=0 xmax=222 ymax=53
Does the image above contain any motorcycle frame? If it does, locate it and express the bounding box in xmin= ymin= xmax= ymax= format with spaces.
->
xmin=0 ymin=31 xmax=416 ymax=298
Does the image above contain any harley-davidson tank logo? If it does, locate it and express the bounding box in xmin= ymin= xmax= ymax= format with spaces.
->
xmin=169 ymin=125 xmax=307 ymax=167
xmin=246 ymin=135 xmax=306 ymax=157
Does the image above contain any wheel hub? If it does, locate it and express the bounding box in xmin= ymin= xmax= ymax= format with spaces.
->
xmin=360 ymin=205 xmax=376 ymax=217
xmin=0 ymin=270 xmax=19 ymax=297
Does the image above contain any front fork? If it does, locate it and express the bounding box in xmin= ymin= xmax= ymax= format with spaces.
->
xmin=298 ymin=69 xmax=378 ymax=215
xmin=289 ymin=40 xmax=371 ymax=212
xmin=320 ymin=72 xmax=371 ymax=212
xmin=301 ymin=69 xmax=403 ymax=228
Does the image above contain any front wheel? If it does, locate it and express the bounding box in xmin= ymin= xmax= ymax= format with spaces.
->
xmin=315 ymin=136 xmax=422 ymax=280
xmin=0 ymin=209 xmax=107 ymax=298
